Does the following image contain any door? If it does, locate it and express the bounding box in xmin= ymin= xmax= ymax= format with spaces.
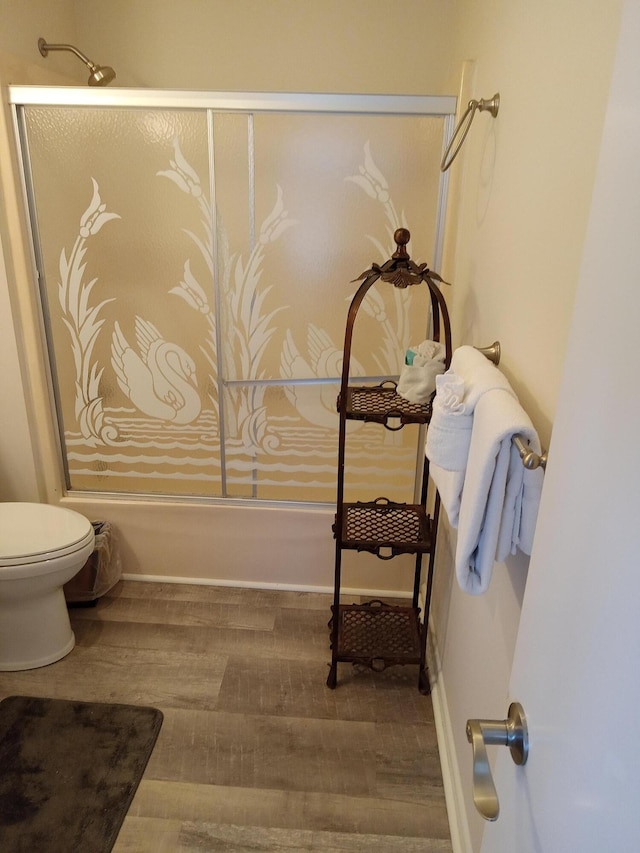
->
xmin=480 ymin=2 xmax=640 ymax=850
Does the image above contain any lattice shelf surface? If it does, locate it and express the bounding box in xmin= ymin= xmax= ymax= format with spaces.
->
xmin=330 ymin=601 xmax=423 ymax=668
xmin=343 ymin=383 xmax=433 ymax=426
xmin=336 ymin=499 xmax=432 ymax=555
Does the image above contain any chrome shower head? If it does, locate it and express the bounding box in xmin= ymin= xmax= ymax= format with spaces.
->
xmin=38 ymin=37 xmax=116 ymax=87
xmin=87 ymin=63 xmax=116 ymax=87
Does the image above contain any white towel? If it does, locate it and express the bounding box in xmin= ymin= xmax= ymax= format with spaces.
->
xmin=510 ymin=459 xmax=545 ymax=557
xmin=448 ymin=346 xmax=516 ymax=407
xmin=396 ymin=360 xmax=445 ymax=404
xmin=428 ymin=465 xmax=466 ymax=528
xmin=426 ymin=346 xmax=517 ymax=527
xmin=455 ymin=389 xmax=544 ymax=595
xmin=425 ymin=373 xmax=472 ymax=471
xmin=396 ymin=339 xmax=446 ymax=404
xmin=412 ymin=340 xmax=446 ymax=364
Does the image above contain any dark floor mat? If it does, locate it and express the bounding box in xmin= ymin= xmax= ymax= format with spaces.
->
xmin=0 ymin=695 xmax=163 ymax=853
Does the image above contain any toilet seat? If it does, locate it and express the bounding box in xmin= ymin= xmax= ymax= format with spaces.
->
xmin=0 ymin=503 xmax=94 ymax=567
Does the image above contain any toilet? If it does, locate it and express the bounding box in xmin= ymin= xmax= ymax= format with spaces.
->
xmin=0 ymin=502 xmax=95 ymax=671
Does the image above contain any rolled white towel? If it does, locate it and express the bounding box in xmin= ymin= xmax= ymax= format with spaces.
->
xmin=412 ymin=339 xmax=446 ymax=365
xmin=425 ymin=373 xmax=473 ymax=472
xmin=396 ymin=361 xmax=445 ymax=404
xmin=396 ymin=340 xmax=446 ymax=404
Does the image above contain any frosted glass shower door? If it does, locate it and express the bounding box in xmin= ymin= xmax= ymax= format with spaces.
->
xmin=22 ymin=106 xmax=217 ymax=496
xmin=216 ymin=112 xmax=447 ymax=502
xmin=17 ymin=93 xmax=452 ymax=504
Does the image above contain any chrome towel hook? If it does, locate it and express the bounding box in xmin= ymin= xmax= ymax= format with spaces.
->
xmin=441 ymin=93 xmax=500 ymax=172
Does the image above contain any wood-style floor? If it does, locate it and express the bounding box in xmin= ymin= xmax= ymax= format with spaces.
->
xmin=0 ymin=581 xmax=452 ymax=852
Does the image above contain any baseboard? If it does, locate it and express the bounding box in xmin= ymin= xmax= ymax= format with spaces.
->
xmin=428 ymin=626 xmax=473 ymax=853
xmin=121 ymin=572 xmax=411 ymax=599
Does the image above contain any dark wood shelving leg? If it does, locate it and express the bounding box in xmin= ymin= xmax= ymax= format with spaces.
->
xmin=418 ymin=617 xmax=430 ymax=694
xmin=419 ymin=666 xmax=431 ymax=695
xmin=327 ymin=537 xmax=342 ymax=689
xmin=417 ymin=492 xmax=441 ymax=695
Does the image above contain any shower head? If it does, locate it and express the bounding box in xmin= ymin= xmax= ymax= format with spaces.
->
xmin=38 ymin=37 xmax=116 ymax=87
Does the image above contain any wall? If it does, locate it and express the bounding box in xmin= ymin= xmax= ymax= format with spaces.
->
xmin=432 ymin=2 xmax=623 ymax=850
xmin=0 ymin=0 xmax=83 ymax=83
xmin=73 ymin=0 xmax=455 ymax=93
xmin=0 ymin=0 xmax=81 ymax=502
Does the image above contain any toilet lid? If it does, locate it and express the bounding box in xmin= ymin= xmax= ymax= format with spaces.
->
xmin=0 ymin=503 xmax=94 ymax=566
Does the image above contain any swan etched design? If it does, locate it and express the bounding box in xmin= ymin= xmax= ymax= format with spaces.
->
xmin=281 ymin=324 xmax=365 ymax=429
xmin=111 ymin=317 xmax=201 ymax=424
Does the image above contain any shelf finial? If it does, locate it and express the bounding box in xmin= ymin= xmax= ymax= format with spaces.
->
xmin=392 ymin=228 xmax=411 ymax=260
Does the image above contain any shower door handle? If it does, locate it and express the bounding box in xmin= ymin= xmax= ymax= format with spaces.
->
xmin=466 ymin=702 xmax=529 ymax=821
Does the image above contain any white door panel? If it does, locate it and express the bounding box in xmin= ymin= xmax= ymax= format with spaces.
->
xmin=479 ymin=2 xmax=640 ymax=849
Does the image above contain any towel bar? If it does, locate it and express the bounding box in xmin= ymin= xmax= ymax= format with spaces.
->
xmin=512 ymin=435 xmax=547 ymax=470
xmin=475 ymin=342 xmax=548 ymax=471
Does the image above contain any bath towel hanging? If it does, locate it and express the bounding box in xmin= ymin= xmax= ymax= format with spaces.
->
xmin=455 ymin=388 xmax=543 ymax=595
xmin=426 ymin=345 xmax=517 ymax=526
xmin=425 ymin=345 xmax=545 ymax=594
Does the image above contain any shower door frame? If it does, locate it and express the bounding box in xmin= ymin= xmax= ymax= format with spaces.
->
xmin=7 ymin=85 xmax=456 ymax=592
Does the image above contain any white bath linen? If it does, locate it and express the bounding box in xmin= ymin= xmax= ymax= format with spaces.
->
xmin=425 ymin=373 xmax=472 ymax=471
xmin=396 ymin=339 xmax=446 ymax=404
xmin=426 ymin=346 xmax=517 ymax=526
xmin=506 ymin=456 xmax=545 ymax=557
xmin=412 ymin=340 xmax=446 ymax=364
xmin=455 ymin=388 xmax=544 ymax=595
xmin=447 ymin=345 xmax=515 ymax=409
xmin=396 ymin=359 xmax=445 ymax=404
xmin=428 ymin=465 xmax=466 ymax=528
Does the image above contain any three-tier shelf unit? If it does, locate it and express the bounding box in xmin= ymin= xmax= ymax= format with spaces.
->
xmin=327 ymin=228 xmax=452 ymax=694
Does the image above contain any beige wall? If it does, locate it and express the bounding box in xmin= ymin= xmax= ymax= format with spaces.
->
xmin=0 ymin=2 xmax=82 ymax=502
xmin=74 ymin=0 xmax=455 ymax=93
xmin=434 ymin=1 xmax=622 ymax=849
xmin=0 ymin=0 xmax=83 ymax=84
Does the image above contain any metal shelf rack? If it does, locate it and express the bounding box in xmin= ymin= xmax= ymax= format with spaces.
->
xmin=327 ymin=228 xmax=452 ymax=694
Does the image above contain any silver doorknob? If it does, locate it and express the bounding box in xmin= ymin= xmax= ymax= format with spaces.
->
xmin=466 ymin=701 xmax=529 ymax=821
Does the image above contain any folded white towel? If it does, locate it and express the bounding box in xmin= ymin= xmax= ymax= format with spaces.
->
xmin=425 ymin=373 xmax=473 ymax=471
xmin=455 ymin=389 xmax=544 ymax=595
